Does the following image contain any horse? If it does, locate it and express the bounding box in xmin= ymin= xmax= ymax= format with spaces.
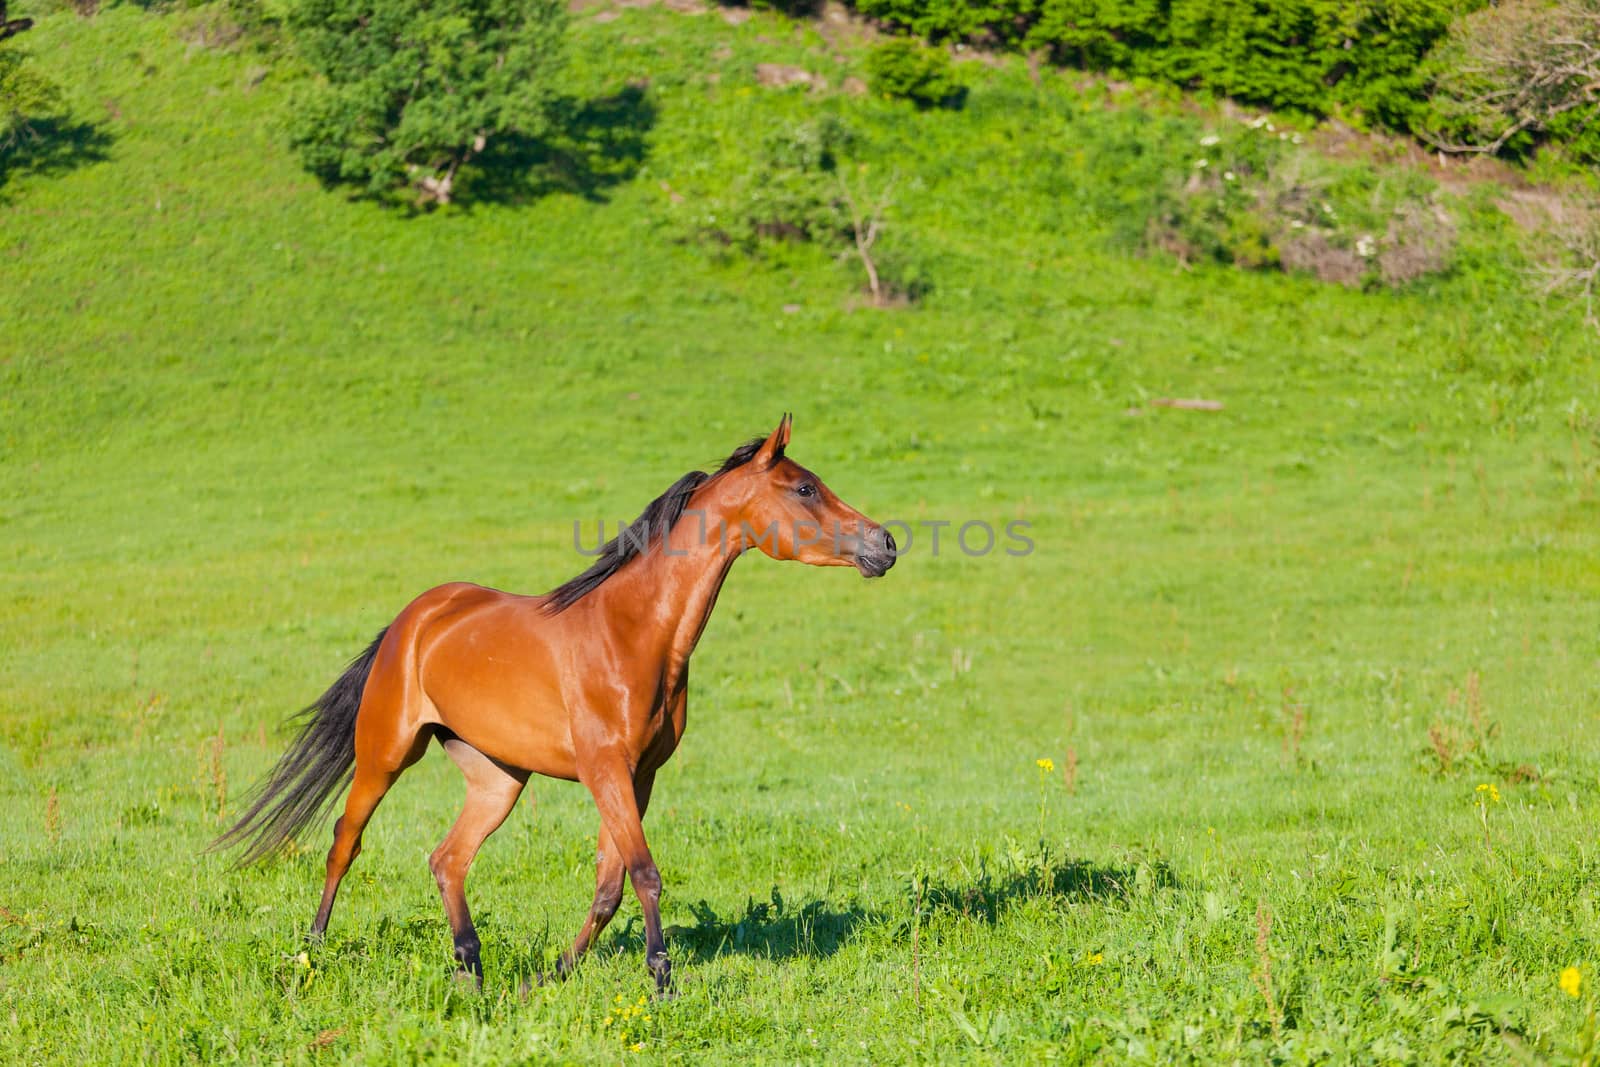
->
xmin=213 ymin=415 xmax=897 ymax=995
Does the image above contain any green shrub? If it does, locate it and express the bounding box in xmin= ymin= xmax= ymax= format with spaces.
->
xmin=1145 ymin=118 xmax=1289 ymax=269
xmin=1027 ymin=0 xmax=1165 ymax=71
xmin=723 ymin=115 xmax=854 ymax=248
xmin=852 ymin=1 xmax=1480 ymax=131
xmin=865 ymin=39 xmax=965 ymax=109
xmin=854 ymin=0 xmax=1600 ymax=165
xmin=736 ymin=0 xmax=825 ymax=14
xmin=852 ymin=0 xmax=1038 ymax=44
xmin=285 ymin=0 xmax=568 ymax=205
xmin=1147 ymin=116 xmax=1457 ymax=287
xmin=674 ymin=116 xmax=852 ymax=251
xmin=865 ymin=233 xmax=936 ymax=302
xmin=676 ymin=115 xmax=928 ymax=303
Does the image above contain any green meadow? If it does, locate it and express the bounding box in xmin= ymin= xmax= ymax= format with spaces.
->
xmin=3 ymin=3 xmax=1600 ymax=1062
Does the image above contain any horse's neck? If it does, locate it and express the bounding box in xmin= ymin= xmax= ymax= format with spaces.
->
xmin=597 ymin=500 xmax=742 ymax=682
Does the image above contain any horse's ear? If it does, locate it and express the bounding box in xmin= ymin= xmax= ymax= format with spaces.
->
xmin=753 ymin=413 xmax=792 ymax=469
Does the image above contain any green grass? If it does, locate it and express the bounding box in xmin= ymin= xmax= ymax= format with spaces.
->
xmin=3 ymin=3 xmax=1600 ymax=1063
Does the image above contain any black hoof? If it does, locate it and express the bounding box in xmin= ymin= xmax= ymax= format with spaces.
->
xmin=648 ymin=953 xmax=674 ymax=999
xmin=520 ymin=967 xmax=566 ymax=999
xmin=451 ymin=934 xmax=484 ymax=988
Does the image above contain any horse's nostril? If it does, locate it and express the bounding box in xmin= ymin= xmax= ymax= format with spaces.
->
xmin=881 ymin=528 xmax=897 ymax=555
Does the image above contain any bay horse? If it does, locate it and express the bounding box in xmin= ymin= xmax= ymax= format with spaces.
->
xmin=214 ymin=416 xmax=896 ymax=994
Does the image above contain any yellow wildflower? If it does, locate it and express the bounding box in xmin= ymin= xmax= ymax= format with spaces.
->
xmin=1562 ymin=966 xmax=1583 ymax=998
xmin=1475 ymin=783 xmax=1501 ymax=803
xmin=1036 ymin=758 xmax=1055 ymax=774
xmin=1086 ymin=952 xmax=1104 ymax=965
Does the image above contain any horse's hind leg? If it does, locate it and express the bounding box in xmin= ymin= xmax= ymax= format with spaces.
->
xmin=557 ymin=827 xmax=623 ymax=978
xmin=310 ymin=727 xmax=432 ymax=938
xmin=431 ymin=736 xmax=529 ymax=985
xmin=309 ymin=767 xmax=397 ymax=938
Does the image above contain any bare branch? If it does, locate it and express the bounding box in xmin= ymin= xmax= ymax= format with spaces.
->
xmin=837 ymin=170 xmax=896 ymax=307
xmin=1425 ymin=0 xmax=1600 ymax=159
xmin=1532 ymin=194 xmax=1600 ymax=330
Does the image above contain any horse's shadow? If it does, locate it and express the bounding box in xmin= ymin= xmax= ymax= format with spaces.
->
xmin=664 ymin=892 xmax=871 ymax=962
xmin=633 ymin=857 xmax=1176 ymax=964
xmin=917 ymin=855 xmax=1176 ymax=925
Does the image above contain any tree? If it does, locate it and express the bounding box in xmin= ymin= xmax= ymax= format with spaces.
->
xmin=0 ymin=2 xmax=31 ymax=41
xmin=1423 ymin=0 xmax=1600 ymax=163
xmin=0 ymin=0 xmax=60 ymax=152
xmin=837 ymin=168 xmax=896 ymax=307
xmin=286 ymin=0 xmax=567 ymax=205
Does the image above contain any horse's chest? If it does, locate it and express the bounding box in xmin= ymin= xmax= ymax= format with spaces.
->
xmin=638 ymin=679 xmax=687 ymax=761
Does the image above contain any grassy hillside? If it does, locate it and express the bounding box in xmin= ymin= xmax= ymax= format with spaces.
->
xmin=3 ymin=3 xmax=1599 ymax=1063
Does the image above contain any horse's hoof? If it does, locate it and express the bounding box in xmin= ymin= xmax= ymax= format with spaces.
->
xmin=520 ymin=969 xmax=562 ymax=998
xmin=452 ymin=968 xmax=484 ymax=991
xmin=649 ymin=955 xmax=675 ymax=1001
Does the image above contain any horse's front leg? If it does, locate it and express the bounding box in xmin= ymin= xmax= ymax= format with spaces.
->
xmin=583 ymin=756 xmax=673 ymax=996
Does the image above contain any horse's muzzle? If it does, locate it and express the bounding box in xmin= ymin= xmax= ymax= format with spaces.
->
xmin=855 ymin=526 xmax=897 ymax=578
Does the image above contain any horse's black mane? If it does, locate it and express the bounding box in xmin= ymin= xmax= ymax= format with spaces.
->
xmin=542 ymin=436 xmax=776 ymax=612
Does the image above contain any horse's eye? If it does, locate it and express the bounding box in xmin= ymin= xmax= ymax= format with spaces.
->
xmin=795 ymin=483 xmax=816 ymax=498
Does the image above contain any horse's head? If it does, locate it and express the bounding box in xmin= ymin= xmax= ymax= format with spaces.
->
xmin=719 ymin=415 xmax=896 ymax=577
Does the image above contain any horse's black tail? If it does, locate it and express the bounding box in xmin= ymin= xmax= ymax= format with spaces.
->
xmin=210 ymin=627 xmax=389 ymax=867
